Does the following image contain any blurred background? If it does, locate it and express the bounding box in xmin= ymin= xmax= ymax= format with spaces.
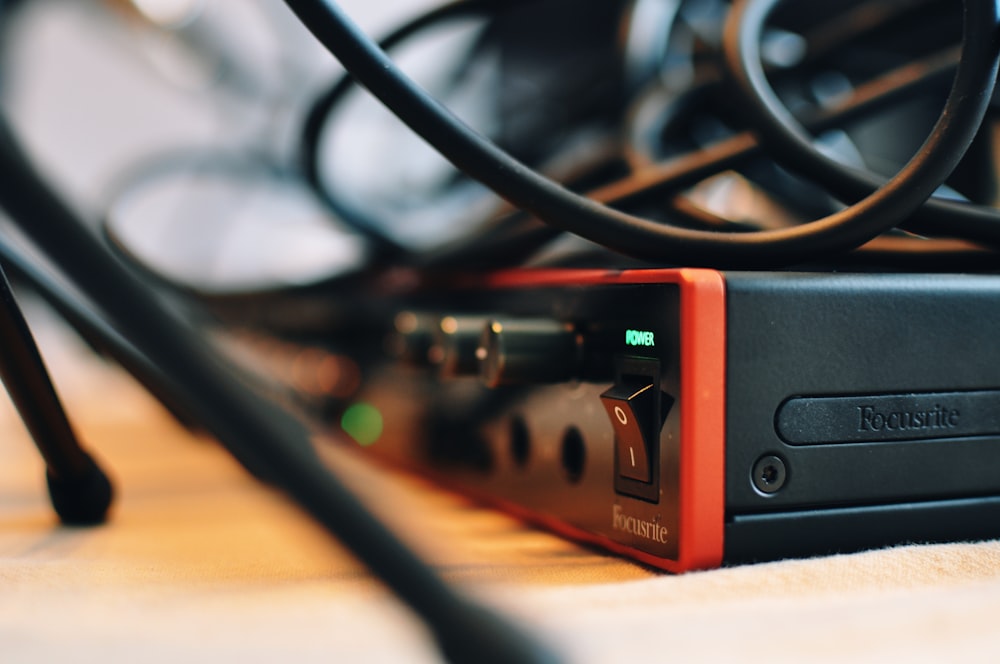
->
xmin=2 ymin=0 xmax=983 ymax=295
xmin=2 ymin=0 xmax=432 ymax=207
xmin=0 ymin=0 xmax=451 ymax=293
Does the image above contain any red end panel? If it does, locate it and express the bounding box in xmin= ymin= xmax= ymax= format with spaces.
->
xmin=674 ymin=269 xmax=726 ymax=571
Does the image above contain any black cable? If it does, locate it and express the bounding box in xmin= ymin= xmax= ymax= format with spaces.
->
xmin=620 ymin=45 xmax=960 ymax=192
xmin=299 ymin=0 xmax=510 ymax=255
xmin=354 ymin=41 xmax=1000 ymax=273
xmin=382 ymin=7 xmax=1000 ymax=271
xmin=281 ymin=0 xmax=1000 ymax=268
xmin=721 ymin=0 xmax=1000 ymax=249
xmin=97 ymin=148 xmax=360 ymax=301
xmin=99 ymin=150 xmax=264 ymax=296
xmin=419 ymin=45 xmax=976 ymax=271
xmin=300 ymin=0 xmax=1000 ymax=271
xmin=111 ymin=0 xmax=985 ymax=286
xmin=0 ymin=115 xmax=558 ymax=663
xmin=600 ymin=46 xmax=971 ymax=211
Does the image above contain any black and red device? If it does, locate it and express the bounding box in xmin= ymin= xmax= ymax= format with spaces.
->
xmin=349 ymin=268 xmax=1000 ymax=572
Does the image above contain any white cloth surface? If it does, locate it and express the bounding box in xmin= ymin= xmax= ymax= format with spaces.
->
xmin=1 ymin=328 xmax=1000 ymax=663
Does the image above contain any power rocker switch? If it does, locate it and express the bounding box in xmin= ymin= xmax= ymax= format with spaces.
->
xmin=600 ymin=381 xmax=657 ymax=483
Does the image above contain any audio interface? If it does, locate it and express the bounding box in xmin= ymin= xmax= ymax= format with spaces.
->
xmin=345 ymin=269 xmax=1000 ymax=572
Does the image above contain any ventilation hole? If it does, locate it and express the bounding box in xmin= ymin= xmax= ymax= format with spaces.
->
xmin=561 ymin=427 xmax=586 ymax=484
xmin=509 ymin=416 xmax=531 ymax=469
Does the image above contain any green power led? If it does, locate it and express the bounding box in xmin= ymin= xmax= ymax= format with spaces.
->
xmin=625 ymin=329 xmax=655 ymax=347
xmin=341 ymin=403 xmax=384 ymax=447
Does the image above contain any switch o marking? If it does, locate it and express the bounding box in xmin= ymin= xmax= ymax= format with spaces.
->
xmin=614 ymin=406 xmax=628 ymax=425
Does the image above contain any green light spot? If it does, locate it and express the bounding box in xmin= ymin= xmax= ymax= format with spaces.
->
xmin=341 ymin=403 xmax=383 ymax=447
xmin=625 ymin=329 xmax=656 ymax=347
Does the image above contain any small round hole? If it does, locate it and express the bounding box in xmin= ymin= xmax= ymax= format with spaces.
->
xmin=509 ymin=416 xmax=530 ymax=469
xmin=561 ymin=427 xmax=586 ymax=483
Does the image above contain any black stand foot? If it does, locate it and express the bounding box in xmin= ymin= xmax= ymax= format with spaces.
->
xmin=0 ymin=262 xmax=112 ymax=525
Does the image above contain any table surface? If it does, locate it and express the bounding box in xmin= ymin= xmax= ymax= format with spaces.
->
xmin=1 ymin=315 xmax=999 ymax=663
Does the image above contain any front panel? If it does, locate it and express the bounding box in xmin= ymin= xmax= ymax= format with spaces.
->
xmin=353 ymin=269 xmax=725 ymax=572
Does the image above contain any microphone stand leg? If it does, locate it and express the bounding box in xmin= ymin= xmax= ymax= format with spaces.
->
xmin=0 ymin=260 xmax=112 ymax=525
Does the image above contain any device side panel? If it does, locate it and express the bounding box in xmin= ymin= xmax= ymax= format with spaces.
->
xmin=722 ymin=272 xmax=1000 ymax=561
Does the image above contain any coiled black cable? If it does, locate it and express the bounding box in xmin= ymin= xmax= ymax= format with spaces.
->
xmin=299 ymin=0 xmax=513 ymax=255
xmin=721 ymin=0 xmax=1000 ymax=249
xmin=282 ymin=0 xmax=1000 ymax=268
